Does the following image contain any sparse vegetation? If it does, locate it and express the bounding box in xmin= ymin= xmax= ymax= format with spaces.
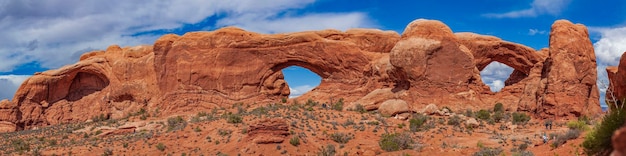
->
xmin=566 ymin=120 xmax=589 ymax=131
xmin=447 ymin=115 xmax=462 ymax=126
xmin=551 ymin=129 xmax=581 ymax=148
xmin=167 ymin=116 xmax=187 ymax=131
xmin=156 ymin=143 xmax=166 ymax=151
xmin=318 ymin=144 xmax=336 ymax=156
xmin=289 ymin=136 xmax=300 ymax=146
xmin=409 ymin=113 xmax=429 ymax=132
xmin=379 ymin=132 xmax=414 ymax=152
xmin=329 ymin=132 xmax=352 ymax=144
xmin=473 ymin=147 xmax=503 ymax=156
xmin=512 ymin=112 xmax=530 ymax=125
xmin=353 ymin=104 xmax=367 ymax=113
xmin=332 ymin=98 xmax=344 ymax=111
xmin=226 ymin=113 xmax=243 ymax=124
xmin=476 ymin=109 xmax=491 ymax=121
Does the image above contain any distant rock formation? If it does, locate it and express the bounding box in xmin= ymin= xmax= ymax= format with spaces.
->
xmin=0 ymin=19 xmax=601 ymax=132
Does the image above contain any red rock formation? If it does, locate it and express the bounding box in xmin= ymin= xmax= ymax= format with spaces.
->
xmin=540 ymin=20 xmax=601 ymax=117
xmin=246 ymin=118 xmax=290 ymax=144
xmin=0 ymin=19 xmax=602 ymax=131
xmin=607 ymin=52 xmax=626 ymax=106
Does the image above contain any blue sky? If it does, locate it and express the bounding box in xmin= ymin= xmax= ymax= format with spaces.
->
xmin=0 ymin=0 xmax=625 ymax=107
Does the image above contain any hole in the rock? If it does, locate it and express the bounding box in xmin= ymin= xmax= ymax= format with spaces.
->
xmin=281 ymin=66 xmax=321 ymax=98
xmin=479 ymin=62 xmax=514 ymax=92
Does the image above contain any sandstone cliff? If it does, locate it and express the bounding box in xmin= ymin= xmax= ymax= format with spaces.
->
xmin=0 ymin=19 xmax=601 ymax=131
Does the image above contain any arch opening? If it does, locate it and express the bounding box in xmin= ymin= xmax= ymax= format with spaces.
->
xmin=479 ymin=62 xmax=514 ymax=92
xmin=281 ymin=66 xmax=322 ymax=98
xmin=66 ymin=72 xmax=109 ymax=101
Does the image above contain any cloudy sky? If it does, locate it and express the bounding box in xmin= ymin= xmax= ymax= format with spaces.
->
xmin=0 ymin=0 xmax=624 ymax=106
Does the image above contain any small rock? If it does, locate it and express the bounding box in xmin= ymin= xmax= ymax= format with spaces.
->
xmin=379 ymin=99 xmax=410 ymax=117
xmin=465 ymin=118 xmax=479 ymax=128
xmin=422 ymin=103 xmax=439 ymax=115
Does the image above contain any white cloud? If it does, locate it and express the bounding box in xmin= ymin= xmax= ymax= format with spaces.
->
xmin=289 ymin=85 xmax=315 ymax=98
xmin=592 ymin=27 xmax=626 ymax=66
xmin=484 ymin=0 xmax=571 ymax=18
xmin=528 ymin=29 xmax=546 ymax=35
xmin=0 ymin=0 xmax=372 ymax=72
xmin=0 ymin=75 xmax=30 ymax=100
xmin=480 ymin=62 xmax=514 ymax=92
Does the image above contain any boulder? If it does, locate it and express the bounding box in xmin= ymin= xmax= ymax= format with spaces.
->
xmin=378 ymin=99 xmax=410 ymax=117
xmin=422 ymin=104 xmax=439 ymax=115
xmin=465 ymin=118 xmax=479 ymax=128
xmin=607 ymin=52 xmax=626 ymax=105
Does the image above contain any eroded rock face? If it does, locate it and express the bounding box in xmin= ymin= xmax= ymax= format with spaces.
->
xmin=246 ymin=118 xmax=290 ymax=144
xmin=540 ymin=20 xmax=601 ymax=117
xmin=607 ymin=52 xmax=626 ymax=105
xmin=0 ymin=19 xmax=602 ymax=131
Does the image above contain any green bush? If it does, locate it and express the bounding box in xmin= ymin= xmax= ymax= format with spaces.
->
xmin=492 ymin=111 xmax=504 ymax=123
xmin=476 ymin=109 xmax=491 ymax=121
xmin=167 ymin=116 xmax=187 ymax=131
xmin=329 ymin=132 xmax=352 ymax=144
xmin=379 ymin=133 xmax=414 ymax=152
xmin=11 ymin=138 xmax=30 ymax=153
xmin=493 ymin=103 xmax=504 ymax=112
xmin=566 ymin=120 xmax=589 ymax=131
xmin=156 ymin=143 xmax=166 ymax=151
xmin=447 ymin=115 xmax=462 ymax=126
xmin=226 ymin=113 xmax=243 ymax=124
xmin=409 ymin=114 xmax=429 ymax=132
xmin=289 ymin=136 xmax=300 ymax=146
xmin=353 ymin=104 xmax=367 ymax=113
xmin=332 ymin=98 xmax=344 ymax=111
xmin=512 ymin=112 xmax=531 ymax=125
xmin=583 ymin=107 xmax=626 ymax=155
xmin=473 ymin=147 xmax=503 ymax=156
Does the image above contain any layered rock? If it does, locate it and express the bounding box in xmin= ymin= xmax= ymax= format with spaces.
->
xmin=0 ymin=19 xmax=602 ymax=131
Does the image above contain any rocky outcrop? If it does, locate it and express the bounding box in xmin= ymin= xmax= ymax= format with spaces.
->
xmin=607 ymin=52 xmax=626 ymax=105
xmin=0 ymin=19 xmax=602 ymax=131
xmin=246 ymin=118 xmax=290 ymax=144
xmin=540 ymin=20 xmax=601 ymax=117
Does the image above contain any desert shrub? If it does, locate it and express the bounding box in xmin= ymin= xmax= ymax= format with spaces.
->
xmin=250 ymin=106 xmax=269 ymax=116
xmin=566 ymin=120 xmax=589 ymax=131
xmin=447 ymin=115 xmax=462 ymax=126
xmin=476 ymin=110 xmax=491 ymax=121
xmin=512 ymin=151 xmax=534 ymax=156
xmin=226 ymin=113 xmax=243 ymax=124
xmin=11 ymin=138 xmax=30 ymax=153
xmin=409 ymin=113 xmax=429 ymax=132
xmin=552 ymin=129 xmax=581 ymax=148
xmin=332 ymin=98 xmax=344 ymax=111
xmin=379 ymin=133 xmax=414 ymax=152
xmin=329 ymin=132 xmax=352 ymax=144
xmin=583 ymin=107 xmax=626 ymax=155
xmin=306 ymin=99 xmax=318 ymax=107
xmin=167 ymin=116 xmax=187 ymax=131
xmin=493 ymin=103 xmax=504 ymax=112
xmin=91 ymin=113 xmax=108 ymax=122
xmin=512 ymin=112 xmax=531 ymax=125
xmin=473 ymin=147 xmax=503 ymax=156
xmin=492 ymin=111 xmax=504 ymax=123
xmin=289 ymin=136 xmax=300 ymax=146
xmin=465 ymin=109 xmax=474 ymax=118
xmin=318 ymin=144 xmax=336 ymax=156
xmin=281 ymin=97 xmax=287 ymax=103
xmin=156 ymin=143 xmax=166 ymax=151
xmin=353 ymin=104 xmax=367 ymax=113
xmin=102 ymin=148 xmax=113 ymax=156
